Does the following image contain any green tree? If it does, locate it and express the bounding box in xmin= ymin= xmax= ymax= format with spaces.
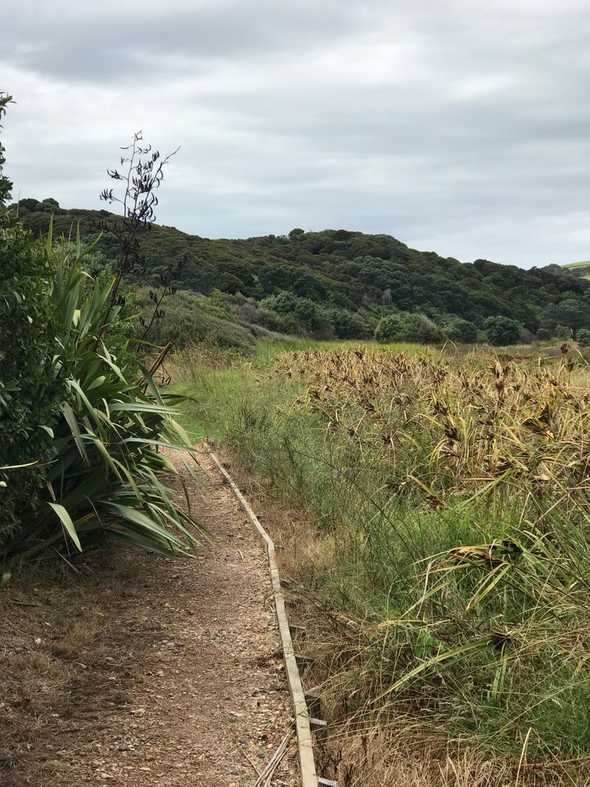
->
xmin=552 ymin=298 xmax=589 ymax=333
xmin=375 ymin=312 xmax=443 ymax=344
xmin=0 ymin=94 xmax=63 ymax=536
xmin=555 ymin=324 xmax=572 ymax=340
xmin=577 ymin=328 xmax=590 ymax=346
xmin=327 ymin=307 xmax=371 ymax=339
xmin=375 ymin=313 xmax=406 ymax=342
xmin=0 ymin=220 xmax=63 ymax=537
xmin=445 ymin=317 xmax=478 ymax=343
xmin=484 ymin=316 xmax=521 ymax=346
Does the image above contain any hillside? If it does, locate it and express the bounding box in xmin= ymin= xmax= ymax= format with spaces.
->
xmin=15 ymin=197 xmax=590 ymax=343
xmin=562 ymin=260 xmax=590 ymax=280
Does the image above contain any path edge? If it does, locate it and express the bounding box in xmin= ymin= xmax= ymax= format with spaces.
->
xmin=206 ymin=445 xmax=319 ymax=787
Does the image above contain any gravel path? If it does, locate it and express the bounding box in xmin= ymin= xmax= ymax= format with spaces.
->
xmin=0 ymin=448 xmax=298 ymax=786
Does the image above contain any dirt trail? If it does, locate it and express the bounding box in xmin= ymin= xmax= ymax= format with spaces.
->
xmin=1 ymin=448 xmax=298 ymax=786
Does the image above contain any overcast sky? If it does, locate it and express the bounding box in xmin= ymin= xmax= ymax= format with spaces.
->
xmin=3 ymin=1 xmax=590 ymax=267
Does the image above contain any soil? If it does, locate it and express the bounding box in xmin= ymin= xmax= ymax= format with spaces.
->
xmin=0 ymin=448 xmax=298 ymax=786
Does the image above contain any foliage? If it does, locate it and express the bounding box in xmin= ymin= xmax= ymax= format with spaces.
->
xmin=98 ymin=131 xmax=179 ymax=307
xmin=483 ymin=315 xmax=522 ymax=345
xmin=15 ymin=200 xmax=590 ymax=342
xmin=444 ymin=316 xmax=478 ymax=343
xmin=375 ymin=311 xmax=443 ymax=343
xmin=561 ymin=260 xmax=590 ymax=281
xmin=548 ymin=298 xmax=589 ymax=333
xmin=134 ymin=287 xmax=257 ymax=351
xmin=181 ymin=342 xmax=590 ymax=776
xmin=1 ymin=236 xmax=199 ymax=559
xmin=577 ymin=328 xmax=590 ymax=346
xmin=0 ymin=219 xmax=64 ymax=536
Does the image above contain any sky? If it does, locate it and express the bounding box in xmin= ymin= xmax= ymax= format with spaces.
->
xmin=2 ymin=0 xmax=590 ymax=268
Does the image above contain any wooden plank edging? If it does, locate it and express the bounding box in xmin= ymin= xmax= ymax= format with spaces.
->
xmin=206 ymin=446 xmax=319 ymax=787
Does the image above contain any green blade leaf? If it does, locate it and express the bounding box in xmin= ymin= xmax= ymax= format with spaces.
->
xmin=48 ymin=502 xmax=83 ymax=552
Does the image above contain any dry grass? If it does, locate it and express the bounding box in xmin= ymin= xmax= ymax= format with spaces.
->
xmin=214 ymin=341 xmax=590 ymax=784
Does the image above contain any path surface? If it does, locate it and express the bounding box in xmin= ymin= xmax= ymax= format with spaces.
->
xmin=1 ymin=449 xmax=298 ymax=786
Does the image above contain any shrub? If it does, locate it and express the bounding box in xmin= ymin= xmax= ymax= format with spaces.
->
xmin=374 ymin=313 xmax=406 ymax=342
xmin=257 ymin=307 xmax=299 ymax=335
xmin=134 ymin=288 xmax=256 ymax=351
xmin=2 ymin=240 xmax=200 ymax=559
xmin=260 ymin=292 xmax=335 ymax=338
xmin=327 ymin=307 xmax=372 ymax=339
xmin=483 ymin=315 xmax=521 ymax=346
xmin=0 ymin=219 xmax=64 ymax=539
xmin=577 ymin=328 xmax=590 ymax=346
xmin=555 ymin=324 xmax=572 ymax=340
xmin=375 ymin=312 xmax=443 ymax=344
xmin=445 ymin=317 xmax=478 ymax=343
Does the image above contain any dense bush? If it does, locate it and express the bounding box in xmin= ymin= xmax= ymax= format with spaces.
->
xmin=0 ymin=96 xmax=64 ymax=537
xmin=0 ymin=220 xmax=65 ymax=537
xmin=1 ymin=235 xmax=200 ymax=558
xmin=484 ymin=315 xmax=522 ymax=346
xmin=16 ymin=200 xmax=590 ymax=343
xmin=0 ymin=101 xmax=198 ymax=559
xmin=375 ymin=311 xmax=443 ymax=343
xmin=445 ymin=317 xmax=478 ymax=343
xmin=256 ymin=291 xmax=372 ymax=339
xmin=326 ymin=306 xmax=373 ymax=339
xmin=135 ymin=287 xmax=256 ymax=351
xmin=555 ymin=324 xmax=572 ymax=340
xmin=577 ymin=328 xmax=590 ymax=346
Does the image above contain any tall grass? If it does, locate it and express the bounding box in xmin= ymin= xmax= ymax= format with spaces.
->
xmin=175 ymin=340 xmax=590 ymax=780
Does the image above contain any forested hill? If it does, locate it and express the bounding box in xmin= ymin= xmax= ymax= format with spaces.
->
xmin=15 ymin=197 xmax=590 ymax=343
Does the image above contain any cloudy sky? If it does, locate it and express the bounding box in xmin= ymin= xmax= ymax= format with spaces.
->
xmin=3 ymin=1 xmax=590 ymax=267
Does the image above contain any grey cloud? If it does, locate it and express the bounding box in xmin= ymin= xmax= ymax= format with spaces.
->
xmin=2 ymin=1 xmax=590 ymax=267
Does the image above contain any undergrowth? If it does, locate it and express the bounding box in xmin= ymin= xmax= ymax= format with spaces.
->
xmin=174 ymin=339 xmax=590 ymax=783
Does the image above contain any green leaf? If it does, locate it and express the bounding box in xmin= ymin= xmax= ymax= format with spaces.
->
xmin=48 ymin=502 xmax=83 ymax=552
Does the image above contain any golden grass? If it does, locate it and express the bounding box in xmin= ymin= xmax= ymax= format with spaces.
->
xmin=216 ymin=341 xmax=590 ymax=784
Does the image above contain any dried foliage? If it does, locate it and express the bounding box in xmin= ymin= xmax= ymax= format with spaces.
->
xmin=221 ymin=342 xmax=590 ymax=780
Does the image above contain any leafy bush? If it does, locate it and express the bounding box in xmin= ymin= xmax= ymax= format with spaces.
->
xmin=374 ymin=313 xmax=405 ymax=342
xmin=577 ymin=328 xmax=590 ymax=346
xmin=260 ymin=292 xmax=334 ymax=338
xmin=375 ymin=311 xmax=443 ymax=343
xmin=257 ymin=307 xmax=299 ymax=335
xmin=326 ymin=306 xmax=373 ymax=339
xmin=483 ymin=315 xmax=522 ymax=345
xmin=555 ymin=324 xmax=572 ymax=340
xmin=134 ymin=287 xmax=256 ymax=351
xmin=1 ymin=238 xmax=199 ymax=559
xmin=0 ymin=219 xmax=64 ymax=538
xmin=445 ymin=317 xmax=478 ymax=343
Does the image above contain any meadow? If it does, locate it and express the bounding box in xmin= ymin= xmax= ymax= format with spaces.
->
xmin=172 ymin=338 xmax=590 ymax=785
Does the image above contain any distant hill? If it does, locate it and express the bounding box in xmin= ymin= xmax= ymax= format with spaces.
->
xmin=13 ymin=197 xmax=590 ymax=342
xmin=562 ymin=261 xmax=590 ymax=281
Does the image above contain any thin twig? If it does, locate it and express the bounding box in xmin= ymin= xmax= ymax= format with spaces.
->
xmin=255 ymin=730 xmax=293 ymax=786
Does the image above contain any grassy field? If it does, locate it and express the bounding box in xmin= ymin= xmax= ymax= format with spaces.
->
xmin=563 ymin=261 xmax=590 ymax=280
xmin=169 ymin=337 xmax=428 ymax=439
xmin=170 ymin=338 xmax=590 ymax=785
